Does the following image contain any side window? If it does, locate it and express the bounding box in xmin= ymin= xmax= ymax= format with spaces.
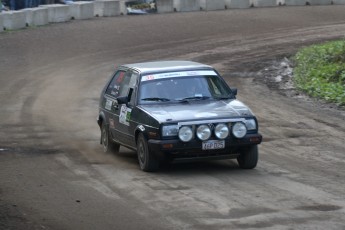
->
xmin=105 ymin=70 xmax=139 ymax=105
xmin=208 ymin=77 xmax=221 ymax=96
xmin=207 ymin=76 xmax=229 ymax=96
xmin=118 ymin=74 xmax=131 ymax=97
xmin=105 ymin=70 xmax=127 ymax=97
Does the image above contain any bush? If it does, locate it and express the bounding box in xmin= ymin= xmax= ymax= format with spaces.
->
xmin=293 ymin=40 xmax=345 ymax=106
xmin=131 ymin=3 xmax=151 ymax=9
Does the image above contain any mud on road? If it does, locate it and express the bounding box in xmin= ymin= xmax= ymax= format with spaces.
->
xmin=1 ymin=5 xmax=345 ymax=230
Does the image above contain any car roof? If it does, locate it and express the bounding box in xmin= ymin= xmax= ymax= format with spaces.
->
xmin=122 ymin=61 xmax=213 ymax=74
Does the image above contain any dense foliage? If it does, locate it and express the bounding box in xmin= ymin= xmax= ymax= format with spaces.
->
xmin=130 ymin=3 xmax=151 ymax=9
xmin=293 ymin=40 xmax=345 ymax=106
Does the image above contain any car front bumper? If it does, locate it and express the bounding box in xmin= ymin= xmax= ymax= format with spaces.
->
xmin=148 ymin=133 xmax=262 ymax=161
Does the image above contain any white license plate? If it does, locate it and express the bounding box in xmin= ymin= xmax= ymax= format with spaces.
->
xmin=202 ymin=140 xmax=225 ymax=150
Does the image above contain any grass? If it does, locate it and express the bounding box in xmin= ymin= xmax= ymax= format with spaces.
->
xmin=293 ymin=40 xmax=345 ymax=106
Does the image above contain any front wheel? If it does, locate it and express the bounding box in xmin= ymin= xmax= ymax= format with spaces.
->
xmin=237 ymin=145 xmax=258 ymax=169
xmin=101 ymin=123 xmax=120 ymax=154
xmin=137 ymin=133 xmax=159 ymax=172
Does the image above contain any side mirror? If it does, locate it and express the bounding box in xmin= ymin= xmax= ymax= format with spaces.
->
xmin=117 ymin=96 xmax=128 ymax=104
xmin=231 ymin=88 xmax=237 ymax=96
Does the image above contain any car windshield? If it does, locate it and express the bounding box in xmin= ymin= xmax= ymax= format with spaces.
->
xmin=138 ymin=74 xmax=233 ymax=104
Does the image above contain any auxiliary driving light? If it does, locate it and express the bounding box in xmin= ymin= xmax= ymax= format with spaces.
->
xmin=196 ymin=125 xmax=211 ymax=141
xmin=215 ymin=123 xmax=229 ymax=139
xmin=232 ymin=122 xmax=247 ymax=138
xmin=178 ymin=126 xmax=193 ymax=142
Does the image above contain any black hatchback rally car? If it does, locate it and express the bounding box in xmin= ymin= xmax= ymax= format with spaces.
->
xmin=98 ymin=61 xmax=262 ymax=171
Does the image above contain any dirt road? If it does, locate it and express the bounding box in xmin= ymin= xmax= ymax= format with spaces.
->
xmin=1 ymin=5 xmax=345 ymax=230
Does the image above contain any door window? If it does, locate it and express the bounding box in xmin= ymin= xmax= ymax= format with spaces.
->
xmin=105 ymin=70 xmax=127 ymax=97
xmin=105 ymin=70 xmax=139 ymax=105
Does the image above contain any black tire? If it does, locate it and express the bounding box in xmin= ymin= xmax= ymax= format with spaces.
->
xmin=237 ymin=145 xmax=258 ymax=169
xmin=137 ymin=133 xmax=159 ymax=172
xmin=101 ymin=123 xmax=120 ymax=154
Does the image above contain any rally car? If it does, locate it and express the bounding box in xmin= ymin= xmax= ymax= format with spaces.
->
xmin=97 ymin=61 xmax=262 ymax=171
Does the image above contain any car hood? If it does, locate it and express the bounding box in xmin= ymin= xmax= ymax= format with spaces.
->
xmin=139 ymin=99 xmax=254 ymax=123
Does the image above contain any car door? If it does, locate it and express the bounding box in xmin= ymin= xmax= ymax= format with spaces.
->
xmin=103 ymin=69 xmax=139 ymax=146
xmin=124 ymin=71 xmax=140 ymax=147
xmin=103 ymin=69 xmax=129 ymax=144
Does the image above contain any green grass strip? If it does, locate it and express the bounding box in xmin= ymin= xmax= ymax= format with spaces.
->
xmin=293 ymin=40 xmax=345 ymax=106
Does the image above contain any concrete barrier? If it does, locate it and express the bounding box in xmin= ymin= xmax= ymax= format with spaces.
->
xmin=2 ymin=11 xmax=26 ymax=30
xmin=0 ymin=14 xmax=3 ymax=32
xmin=306 ymin=0 xmax=332 ymax=4
xmin=94 ymin=1 xmax=122 ymax=17
xmin=156 ymin=0 xmax=174 ymax=13
xmin=40 ymin=4 xmax=71 ymax=23
xmin=333 ymin=0 xmax=345 ymax=4
xmin=69 ymin=1 xmax=94 ymax=20
xmin=178 ymin=0 xmax=200 ymax=12
xmin=22 ymin=7 xmax=49 ymax=27
xmin=203 ymin=0 xmax=226 ymax=11
xmin=199 ymin=0 xmax=206 ymax=10
xmin=119 ymin=1 xmax=127 ymax=15
xmin=277 ymin=0 xmax=285 ymax=5
xmin=1 ymin=0 xmax=343 ymax=34
xmin=224 ymin=0 xmax=231 ymax=8
xmin=253 ymin=0 xmax=278 ymax=7
xmin=229 ymin=0 xmax=251 ymax=8
xmin=174 ymin=0 xmax=181 ymax=11
xmin=285 ymin=0 xmax=306 ymax=5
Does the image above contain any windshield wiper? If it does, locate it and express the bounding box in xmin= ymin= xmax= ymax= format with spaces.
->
xmin=141 ymin=97 xmax=170 ymax=102
xmin=214 ymin=96 xmax=233 ymax=100
xmin=178 ymin=96 xmax=210 ymax=102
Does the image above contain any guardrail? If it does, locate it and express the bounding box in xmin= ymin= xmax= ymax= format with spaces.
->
xmin=0 ymin=0 xmax=344 ymax=32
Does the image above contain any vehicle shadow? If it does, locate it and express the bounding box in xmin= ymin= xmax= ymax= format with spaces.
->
xmin=115 ymin=147 xmax=251 ymax=174
xmin=161 ymin=160 xmax=246 ymax=174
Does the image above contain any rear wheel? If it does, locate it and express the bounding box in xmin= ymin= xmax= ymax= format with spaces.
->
xmin=237 ymin=145 xmax=258 ymax=169
xmin=137 ymin=133 xmax=159 ymax=172
xmin=101 ymin=123 xmax=120 ymax=154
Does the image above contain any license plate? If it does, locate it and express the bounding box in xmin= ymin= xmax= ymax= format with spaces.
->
xmin=202 ymin=140 xmax=225 ymax=150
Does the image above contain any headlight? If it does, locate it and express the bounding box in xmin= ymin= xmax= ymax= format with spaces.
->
xmin=178 ymin=126 xmax=193 ymax=142
xmin=196 ymin=125 xmax=211 ymax=141
xmin=244 ymin=119 xmax=257 ymax=130
xmin=215 ymin=123 xmax=229 ymax=139
xmin=232 ymin=122 xmax=247 ymax=138
xmin=162 ymin=125 xmax=178 ymax=137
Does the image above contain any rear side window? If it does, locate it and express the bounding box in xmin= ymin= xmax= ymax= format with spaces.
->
xmin=105 ymin=71 xmax=127 ymax=97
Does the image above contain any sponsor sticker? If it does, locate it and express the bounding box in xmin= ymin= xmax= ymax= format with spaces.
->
xmin=105 ymin=99 xmax=112 ymax=110
xmin=119 ymin=105 xmax=132 ymax=126
xmin=116 ymin=72 xmax=125 ymax=83
xmin=138 ymin=125 xmax=145 ymax=131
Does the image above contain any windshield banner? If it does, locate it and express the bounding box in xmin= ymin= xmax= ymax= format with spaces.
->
xmin=141 ymin=70 xmax=217 ymax=82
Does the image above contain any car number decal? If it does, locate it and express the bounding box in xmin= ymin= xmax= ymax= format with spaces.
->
xmin=119 ymin=105 xmax=132 ymax=126
xmin=105 ymin=99 xmax=112 ymax=111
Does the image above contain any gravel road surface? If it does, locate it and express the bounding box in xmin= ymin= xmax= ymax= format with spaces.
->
xmin=1 ymin=5 xmax=345 ymax=230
